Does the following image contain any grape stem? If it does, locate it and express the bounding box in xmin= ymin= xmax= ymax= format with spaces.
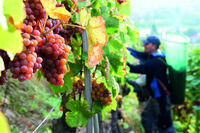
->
xmin=63 ymin=24 xmax=86 ymax=30
xmin=79 ymin=92 xmax=82 ymax=101
xmin=42 ymin=15 xmax=48 ymax=33
xmin=73 ymin=92 xmax=76 ymax=100
xmin=45 ymin=21 xmax=62 ymax=35
xmin=70 ymin=0 xmax=78 ymax=13
xmin=92 ymin=65 xmax=98 ymax=78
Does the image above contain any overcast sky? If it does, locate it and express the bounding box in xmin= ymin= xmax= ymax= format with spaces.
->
xmin=131 ymin=0 xmax=200 ymax=12
xmin=130 ymin=0 xmax=200 ymax=26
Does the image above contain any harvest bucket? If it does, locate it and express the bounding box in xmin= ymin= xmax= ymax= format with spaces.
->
xmin=162 ymin=32 xmax=189 ymax=104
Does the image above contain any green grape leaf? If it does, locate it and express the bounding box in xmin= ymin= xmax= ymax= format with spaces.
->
xmin=66 ymin=100 xmax=93 ymax=127
xmin=107 ymin=53 xmax=123 ymax=72
xmin=127 ymin=25 xmax=139 ymax=44
xmin=108 ymin=38 xmax=123 ymax=51
xmin=107 ymin=73 xmax=120 ymax=98
xmin=105 ymin=17 xmax=119 ymax=34
xmin=67 ymin=50 xmax=75 ymax=63
xmin=0 ymin=26 xmax=23 ymax=57
xmin=50 ymin=83 xmax=63 ymax=94
xmin=103 ymin=99 xmax=117 ymax=112
xmin=116 ymin=0 xmax=131 ymax=16
xmin=62 ymin=72 xmax=73 ymax=90
xmin=108 ymin=53 xmax=126 ymax=77
xmin=68 ymin=60 xmax=82 ymax=76
xmin=3 ymin=0 xmax=25 ymax=26
xmin=92 ymin=99 xmax=117 ymax=113
xmin=120 ymin=31 xmax=126 ymax=44
xmin=92 ymin=101 xmax=103 ymax=113
xmin=91 ymin=9 xmax=101 ymax=17
xmin=71 ymin=13 xmax=78 ymax=24
xmin=0 ymin=56 xmax=5 ymax=77
xmin=102 ymin=44 xmax=110 ymax=57
xmin=90 ymin=0 xmax=101 ymax=9
xmin=77 ymin=1 xmax=90 ymax=10
xmin=100 ymin=5 xmax=109 ymax=20
xmin=82 ymin=51 xmax=88 ymax=61
xmin=71 ymin=33 xmax=82 ymax=46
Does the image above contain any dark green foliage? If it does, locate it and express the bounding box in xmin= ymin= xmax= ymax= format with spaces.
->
xmin=65 ymin=100 xmax=93 ymax=127
xmin=107 ymin=53 xmax=123 ymax=73
xmin=105 ymin=17 xmax=119 ymax=34
xmin=172 ymin=45 xmax=200 ymax=132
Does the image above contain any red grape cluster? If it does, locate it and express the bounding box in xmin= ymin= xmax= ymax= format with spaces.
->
xmin=8 ymin=0 xmax=46 ymax=82
xmin=10 ymin=24 xmax=43 ymax=82
xmin=72 ymin=79 xmax=84 ymax=94
xmin=0 ymin=50 xmax=10 ymax=85
xmin=59 ymin=26 xmax=75 ymax=45
xmin=0 ymin=0 xmax=77 ymax=86
xmin=45 ymin=18 xmax=63 ymax=34
xmin=37 ymin=32 xmax=70 ymax=85
xmin=91 ymin=79 xmax=112 ymax=105
xmin=24 ymin=0 xmax=46 ymax=26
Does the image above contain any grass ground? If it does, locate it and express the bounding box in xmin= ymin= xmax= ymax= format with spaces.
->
xmin=0 ymin=73 xmax=62 ymax=133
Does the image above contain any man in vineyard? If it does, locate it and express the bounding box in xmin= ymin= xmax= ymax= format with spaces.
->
xmin=126 ymin=35 xmax=176 ymax=133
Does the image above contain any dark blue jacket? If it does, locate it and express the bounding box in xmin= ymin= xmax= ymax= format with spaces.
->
xmin=127 ymin=48 xmax=169 ymax=98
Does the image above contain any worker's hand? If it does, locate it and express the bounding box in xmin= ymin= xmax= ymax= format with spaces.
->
xmin=124 ymin=45 xmax=129 ymax=49
xmin=126 ymin=62 xmax=131 ymax=67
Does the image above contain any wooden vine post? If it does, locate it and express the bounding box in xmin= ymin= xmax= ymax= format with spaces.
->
xmin=82 ymin=30 xmax=99 ymax=133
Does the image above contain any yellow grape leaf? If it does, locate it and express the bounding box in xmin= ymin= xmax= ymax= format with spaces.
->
xmin=87 ymin=16 xmax=108 ymax=46
xmin=49 ymin=7 xmax=71 ymax=22
xmin=0 ymin=56 xmax=5 ymax=77
xmin=3 ymin=0 xmax=25 ymax=27
xmin=86 ymin=16 xmax=108 ymax=67
xmin=0 ymin=111 xmax=10 ymax=133
xmin=41 ymin=0 xmax=56 ymax=13
xmin=0 ymin=26 xmax=23 ymax=57
xmin=88 ymin=46 xmax=103 ymax=67
xmin=41 ymin=0 xmax=71 ymax=22
xmin=80 ymin=8 xmax=90 ymax=26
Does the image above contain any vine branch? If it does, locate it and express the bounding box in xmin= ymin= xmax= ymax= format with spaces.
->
xmin=63 ymin=24 xmax=86 ymax=30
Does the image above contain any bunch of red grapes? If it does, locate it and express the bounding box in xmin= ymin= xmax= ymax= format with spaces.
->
xmin=91 ymin=79 xmax=112 ymax=105
xmin=9 ymin=0 xmax=46 ymax=82
xmin=10 ymin=25 xmax=43 ymax=82
xmin=72 ymin=79 xmax=84 ymax=94
xmin=0 ymin=0 xmax=76 ymax=86
xmin=37 ymin=32 xmax=70 ymax=85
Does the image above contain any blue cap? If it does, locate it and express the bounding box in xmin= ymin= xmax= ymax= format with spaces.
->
xmin=142 ymin=35 xmax=161 ymax=48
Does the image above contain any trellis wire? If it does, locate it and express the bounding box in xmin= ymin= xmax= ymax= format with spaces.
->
xmin=32 ymin=94 xmax=63 ymax=133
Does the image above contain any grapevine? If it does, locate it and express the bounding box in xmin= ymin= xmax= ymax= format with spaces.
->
xmin=0 ymin=0 xmax=77 ymax=85
xmin=0 ymin=0 xmax=132 ymax=131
